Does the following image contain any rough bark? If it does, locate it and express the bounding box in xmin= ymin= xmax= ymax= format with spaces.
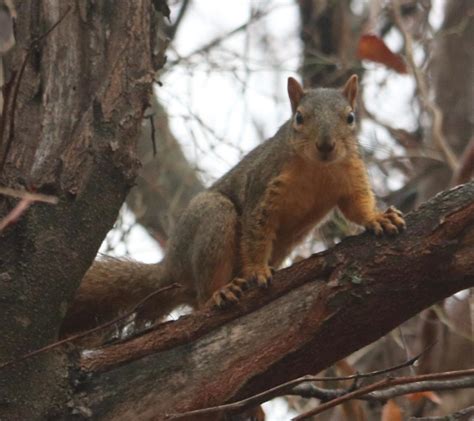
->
xmin=68 ymin=182 xmax=474 ymax=420
xmin=0 ymin=1 xmax=158 ymax=418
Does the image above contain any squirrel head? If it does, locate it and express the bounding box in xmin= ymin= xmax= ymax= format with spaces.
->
xmin=287 ymin=75 xmax=359 ymax=164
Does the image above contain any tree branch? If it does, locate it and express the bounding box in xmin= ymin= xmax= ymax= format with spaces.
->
xmin=65 ymin=182 xmax=474 ymax=420
xmin=289 ymin=376 xmax=474 ymax=402
xmin=295 ymin=370 xmax=474 ymax=420
xmin=409 ymin=405 xmax=474 ymax=421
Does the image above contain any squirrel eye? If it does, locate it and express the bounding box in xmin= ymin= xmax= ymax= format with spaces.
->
xmin=347 ymin=111 xmax=355 ymax=125
xmin=295 ymin=111 xmax=304 ymax=125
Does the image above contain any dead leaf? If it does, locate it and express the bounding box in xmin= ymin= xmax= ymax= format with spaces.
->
xmin=406 ymin=390 xmax=442 ymax=404
xmin=381 ymin=399 xmax=403 ymax=421
xmin=357 ymin=34 xmax=407 ymax=74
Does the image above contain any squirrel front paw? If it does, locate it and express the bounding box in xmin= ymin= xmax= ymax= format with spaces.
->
xmin=365 ymin=206 xmax=406 ymax=236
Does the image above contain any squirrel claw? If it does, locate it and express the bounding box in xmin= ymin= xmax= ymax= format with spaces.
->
xmin=366 ymin=207 xmax=406 ymax=236
xmin=211 ymin=266 xmax=273 ymax=308
xmin=211 ymin=277 xmax=249 ymax=308
xmin=387 ymin=206 xmax=406 ymax=230
xmin=245 ymin=266 xmax=272 ymax=289
xmin=257 ymin=274 xmax=272 ymax=288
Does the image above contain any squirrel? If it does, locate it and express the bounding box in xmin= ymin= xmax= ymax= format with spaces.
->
xmin=61 ymin=74 xmax=406 ymax=337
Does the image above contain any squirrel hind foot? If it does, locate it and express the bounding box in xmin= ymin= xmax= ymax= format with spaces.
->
xmin=210 ymin=277 xmax=250 ymax=308
xmin=210 ymin=266 xmax=275 ymax=309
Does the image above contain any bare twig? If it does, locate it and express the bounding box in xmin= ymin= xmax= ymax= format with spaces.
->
xmin=294 ymin=369 xmax=474 ymax=420
xmin=166 ymin=0 xmax=191 ymax=42
xmin=391 ymin=0 xmax=458 ymax=171
xmin=168 ymin=8 xmax=266 ymax=67
xmin=408 ymin=405 xmax=474 ymax=420
xmin=0 ymin=186 xmax=58 ymax=204
xmin=0 ymin=283 xmax=181 ymax=371
xmin=0 ymin=187 xmax=58 ymax=231
xmin=369 ymin=376 xmax=474 ymax=401
xmin=289 ymin=375 xmax=474 ymax=403
xmin=452 ymin=137 xmax=474 ymax=186
xmin=0 ymin=197 xmax=31 ymax=231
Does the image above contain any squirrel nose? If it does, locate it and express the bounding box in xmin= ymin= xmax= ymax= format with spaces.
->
xmin=317 ymin=141 xmax=335 ymax=153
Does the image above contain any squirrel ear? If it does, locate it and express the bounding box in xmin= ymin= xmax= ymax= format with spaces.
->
xmin=287 ymin=77 xmax=304 ymax=113
xmin=342 ymin=74 xmax=358 ymax=109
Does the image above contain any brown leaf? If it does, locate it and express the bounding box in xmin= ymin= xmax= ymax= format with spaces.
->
xmin=381 ymin=399 xmax=403 ymax=421
xmin=406 ymin=391 xmax=442 ymax=404
xmin=357 ymin=34 xmax=407 ymax=74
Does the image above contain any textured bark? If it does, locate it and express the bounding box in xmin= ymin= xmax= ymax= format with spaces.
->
xmin=70 ymin=182 xmax=474 ymax=420
xmin=0 ymin=1 xmax=158 ymax=418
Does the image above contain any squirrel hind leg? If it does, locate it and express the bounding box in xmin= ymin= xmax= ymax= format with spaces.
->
xmin=184 ymin=192 xmax=240 ymax=307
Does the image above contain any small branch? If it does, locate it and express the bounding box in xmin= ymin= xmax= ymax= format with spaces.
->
xmin=168 ymin=8 xmax=266 ymax=67
xmin=391 ymin=0 xmax=458 ymax=171
xmin=288 ymin=375 xmax=474 ymax=403
xmin=0 ymin=186 xmax=58 ymax=204
xmin=452 ymin=137 xmax=474 ymax=186
xmin=165 ymin=0 xmax=191 ymax=42
xmin=167 ymin=348 xmax=430 ymax=419
xmin=408 ymin=405 xmax=474 ymax=421
xmin=369 ymin=376 xmax=474 ymax=401
xmin=0 ymin=187 xmax=58 ymax=231
xmin=294 ymin=369 xmax=474 ymax=420
xmin=0 ymin=197 xmax=31 ymax=231
xmin=288 ymin=383 xmax=342 ymax=401
xmin=0 ymin=283 xmax=181 ymax=371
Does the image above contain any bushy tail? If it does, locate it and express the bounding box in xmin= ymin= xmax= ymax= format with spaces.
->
xmin=60 ymin=257 xmax=183 ymax=338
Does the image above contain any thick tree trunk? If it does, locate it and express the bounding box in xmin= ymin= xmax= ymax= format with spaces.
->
xmin=0 ymin=1 xmax=158 ymax=418
xmin=68 ymin=182 xmax=474 ymax=420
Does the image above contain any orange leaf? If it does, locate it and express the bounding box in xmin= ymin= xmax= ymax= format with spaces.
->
xmin=406 ymin=391 xmax=442 ymax=404
xmin=381 ymin=399 xmax=403 ymax=421
xmin=357 ymin=34 xmax=407 ymax=74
